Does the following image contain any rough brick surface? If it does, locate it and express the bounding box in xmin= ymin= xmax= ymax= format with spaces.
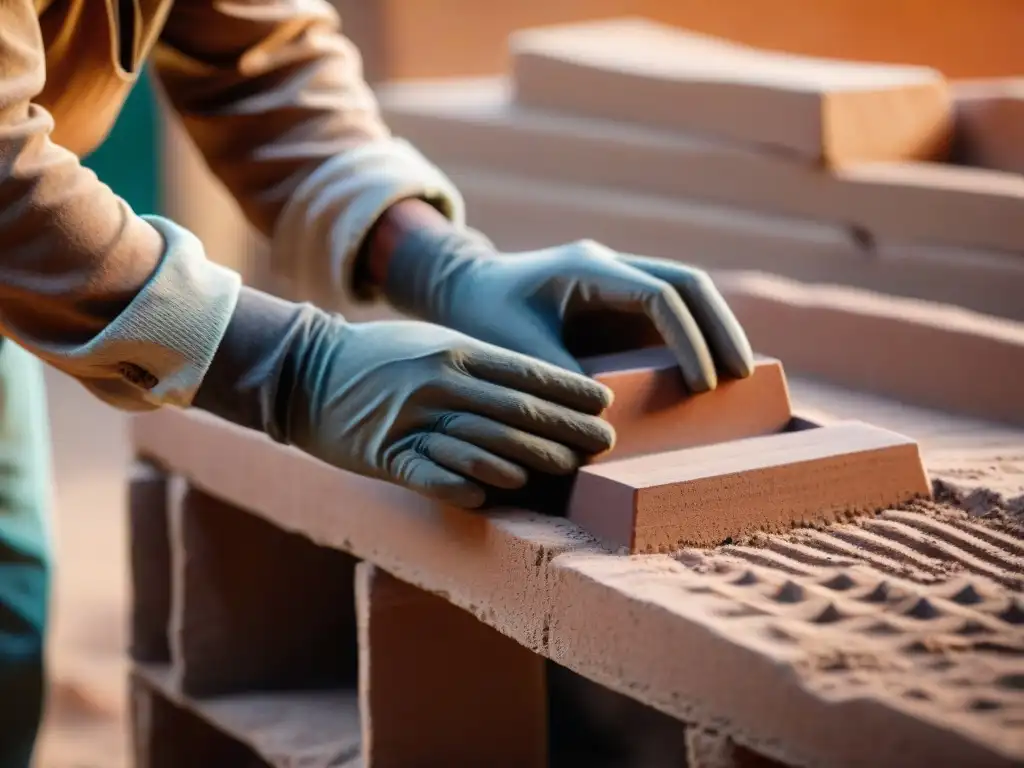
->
xmin=128 ymin=461 xmax=172 ymax=664
xmin=131 ymin=384 xmax=1024 ymax=767
xmin=511 ymin=19 xmax=953 ymax=165
xmin=170 ymin=485 xmax=360 ymax=697
xmin=134 ymin=664 xmax=360 ymax=768
xmin=583 ymin=349 xmax=792 ymax=461
xmin=715 ymin=271 xmax=1024 ymax=426
xmin=130 ymin=669 xmax=268 ymax=768
xmin=356 ymin=564 xmax=547 ymax=767
xmin=378 ymin=78 xmax=1024 ymax=254
xmin=569 ymin=421 xmax=931 ymax=551
xmin=686 ymin=729 xmax=789 ymax=768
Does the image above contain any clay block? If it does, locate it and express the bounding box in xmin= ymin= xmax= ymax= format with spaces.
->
xmin=582 ymin=348 xmax=792 ymax=460
xmin=446 ymin=167 xmax=1024 ymax=323
xmin=133 ymin=663 xmax=361 ymax=767
xmin=715 ymin=271 xmax=1024 ymax=426
xmin=170 ymin=485 xmax=360 ymax=697
xmin=952 ymin=79 xmax=1024 ymax=175
xmin=568 ymin=420 xmax=931 ymax=552
xmin=131 ymin=406 xmax=1024 ymax=768
xmin=510 ymin=19 xmax=953 ymax=166
xmin=130 ymin=669 xmax=269 ymax=768
xmin=378 ymin=79 xmax=1024 ymax=253
xmin=356 ymin=564 xmax=547 ymax=768
xmin=128 ymin=460 xmax=172 ymax=664
xmin=686 ymin=729 xmax=790 ymax=768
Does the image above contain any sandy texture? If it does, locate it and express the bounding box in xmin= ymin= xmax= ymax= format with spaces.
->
xmin=131 ymin=372 xmax=1024 ymax=767
xmin=571 ymin=421 xmax=931 ymax=552
xmin=510 ymin=18 xmax=953 ymax=166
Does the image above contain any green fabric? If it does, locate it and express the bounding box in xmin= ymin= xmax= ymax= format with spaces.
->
xmin=82 ymin=68 xmax=160 ymax=215
xmin=386 ymin=229 xmax=755 ymax=392
xmin=279 ymin=307 xmax=615 ymax=509
xmin=0 ymin=342 xmax=53 ymax=768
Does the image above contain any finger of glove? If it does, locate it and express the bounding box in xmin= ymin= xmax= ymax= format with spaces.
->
xmin=461 ymin=343 xmax=611 ymax=415
xmin=419 ymin=431 xmax=528 ymax=490
xmin=450 ymin=375 xmax=615 ymax=456
xmin=389 ymin=447 xmax=487 ymax=509
xmin=438 ymin=412 xmax=582 ymax=475
xmin=620 ymin=255 xmax=754 ymax=379
xmin=564 ymin=261 xmax=718 ymax=392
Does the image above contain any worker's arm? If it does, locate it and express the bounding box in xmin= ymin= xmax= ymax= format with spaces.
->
xmin=0 ymin=0 xmax=239 ymax=409
xmin=0 ymin=0 xmax=615 ymax=509
xmin=152 ymin=0 xmax=462 ymax=311
xmin=155 ymin=0 xmax=754 ymax=387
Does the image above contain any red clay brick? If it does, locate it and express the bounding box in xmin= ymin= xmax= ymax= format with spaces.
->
xmin=568 ymin=421 xmax=931 ymax=552
xmin=130 ymin=669 xmax=267 ymax=768
xmin=510 ymin=19 xmax=953 ymax=166
xmin=378 ymin=78 xmax=1024 ymax=254
xmin=128 ymin=460 xmax=172 ymax=664
xmin=130 ymin=407 xmax=1024 ymax=768
xmin=170 ymin=486 xmax=360 ymax=697
xmin=583 ymin=348 xmax=793 ymax=460
xmin=715 ymin=271 xmax=1024 ymax=426
xmin=952 ymin=78 xmax=1024 ymax=174
xmin=356 ymin=564 xmax=547 ymax=767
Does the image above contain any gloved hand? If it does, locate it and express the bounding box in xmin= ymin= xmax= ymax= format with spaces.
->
xmin=385 ymin=229 xmax=755 ymax=392
xmin=276 ymin=311 xmax=615 ymax=508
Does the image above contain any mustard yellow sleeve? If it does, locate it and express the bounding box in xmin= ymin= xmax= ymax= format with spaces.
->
xmin=154 ymin=0 xmax=465 ymax=312
xmin=0 ymin=0 xmax=240 ymax=410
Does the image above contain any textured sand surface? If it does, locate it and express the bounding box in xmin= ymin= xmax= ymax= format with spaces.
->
xmin=30 ymin=363 xmax=1024 ymax=767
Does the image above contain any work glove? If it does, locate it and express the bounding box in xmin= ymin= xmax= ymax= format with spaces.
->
xmin=386 ymin=229 xmax=755 ymax=392
xmin=274 ymin=309 xmax=615 ymax=509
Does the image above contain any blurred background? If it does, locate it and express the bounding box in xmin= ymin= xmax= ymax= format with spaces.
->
xmin=33 ymin=2 xmax=1024 ymax=765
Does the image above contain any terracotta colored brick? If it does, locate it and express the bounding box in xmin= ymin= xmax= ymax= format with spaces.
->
xmin=686 ymin=729 xmax=790 ymax=768
xmin=378 ymin=78 xmax=1024 ymax=254
xmin=582 ymin=348 xmax=792 ymax=460
xmin=568 ymin=421 xmax=931 ymax=552
xmin=130 ymin=406 xmax=1024 ymax=768
xmin=169 ymin=485 xmax=360 ymax=697
xmin=952 ymin=79 xmax=1024 ymax=175
xmin=356 ymin=564 xmax=546 ymax=768
xmin=715 ymin=271 xmax=1024 ymax=426
xmin=128 ymin=460 xmax=172 ymax=664
xmin=130 ymin=669 xmax=268 ymax=768
xmin=133 ymin=663 xmax=360 ymax=767
xmin=510 ymin=19 xmax=953 ymax=166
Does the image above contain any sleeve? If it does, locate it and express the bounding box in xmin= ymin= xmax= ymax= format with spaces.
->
xmin=152 ymin=0 xmax=466 ymax=313
xmin=0 ymin=0 xmax=241 ymax=410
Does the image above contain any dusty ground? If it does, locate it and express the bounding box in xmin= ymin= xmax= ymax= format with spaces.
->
xmin=32 ymin=367 xmax=131 ymax=768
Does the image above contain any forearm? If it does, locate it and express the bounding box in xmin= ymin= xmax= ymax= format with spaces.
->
xmin=155 ymin=0 xmax=465 ymax=312
xmin=0 ymin=0 xmax=238 ymax=410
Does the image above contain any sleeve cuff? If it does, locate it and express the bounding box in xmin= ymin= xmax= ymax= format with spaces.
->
xmin=29 ymin=216 xmax=241 ymax=411
xmin=270 ymin=137 xmax=465 ymax=313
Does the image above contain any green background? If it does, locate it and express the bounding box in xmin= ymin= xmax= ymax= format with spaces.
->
xmin=82 ymin=69 xmax=161 ymax=215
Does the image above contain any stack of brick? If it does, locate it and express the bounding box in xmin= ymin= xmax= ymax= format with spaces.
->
xmin=127 ymin=335 xmax=1024 ymax=766
xmin=374 ymin=18 xmax=1024 ymax=325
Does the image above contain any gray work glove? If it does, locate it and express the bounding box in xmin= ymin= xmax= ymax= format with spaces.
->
xmin=225 ymin=299 xmax=615 ymax=509
xmin=386 ymin=230 xmax=755 ymax=392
